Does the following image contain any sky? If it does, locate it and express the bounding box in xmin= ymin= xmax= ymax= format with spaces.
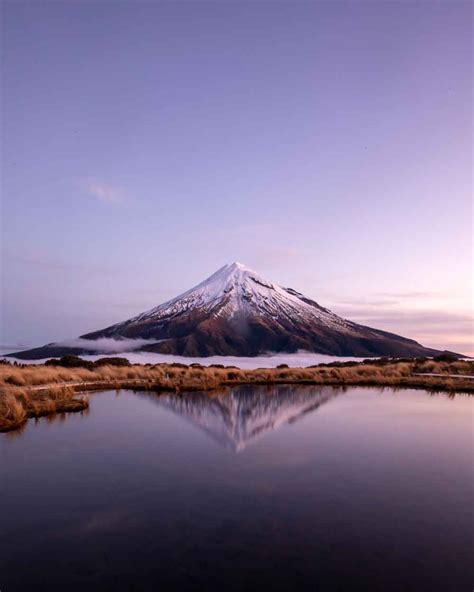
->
xmin=1 ymin=0 xmax=472 ymax=355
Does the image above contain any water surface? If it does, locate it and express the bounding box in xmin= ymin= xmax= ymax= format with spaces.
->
xmin=1 ymin=386 xmax=472 ymax=591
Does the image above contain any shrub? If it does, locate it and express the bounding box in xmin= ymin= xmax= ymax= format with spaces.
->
xmin=45 ymin=356 xmax=94 ymax=369
xmin=433 ymin=353 xmax=459 ymax=363
xmin=94 ymin=357 xmax=131 ymax=367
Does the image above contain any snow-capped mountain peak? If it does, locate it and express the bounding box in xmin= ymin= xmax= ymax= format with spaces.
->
xmin=130 ymin=261 xmax=330 ymax=325
xmin=10 ymin=262 xmax=448 ymax=359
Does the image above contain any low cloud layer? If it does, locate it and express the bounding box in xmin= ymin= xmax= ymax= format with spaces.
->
xmin=5 ymin=350 xmax=365 ymax=369
xmin=59 ymin=337 xmax=161 ymax=353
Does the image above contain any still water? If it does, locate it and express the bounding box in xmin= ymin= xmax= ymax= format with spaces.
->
xmin=1 ymin=386 xmax=473 ymax=591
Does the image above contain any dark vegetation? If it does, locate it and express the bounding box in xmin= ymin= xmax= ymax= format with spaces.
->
xmin=45 ymin=355 xmax=131 ymax=368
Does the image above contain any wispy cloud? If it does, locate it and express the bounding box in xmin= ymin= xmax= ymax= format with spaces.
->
xmin=332 ymin=297 xmax=398 ymax=308
xmin=330 ymin=304 xmax=473 ymax=354
xmin=82 ymin=179 xmax=124 ymax=204
xmin=4 ymin=251 xmax=117 ymax=275
xmin=330 ymin=291 xmax=445 ymax=309
xmin=375 ymin=291 xmax=441 ymax=299
xmin=6 ymin=253 xmax=75 ymax=272
xmin=336 ymin=309 xmax=473 ymax=329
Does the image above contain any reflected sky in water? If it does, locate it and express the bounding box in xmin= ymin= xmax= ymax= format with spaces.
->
xmin=1 ymin=386 xmax=473 ymax=591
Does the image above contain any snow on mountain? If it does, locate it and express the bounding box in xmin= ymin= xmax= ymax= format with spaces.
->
xmin=9 ymin=262 xmax=453 ymax=359
xmin=145 ymin=384 xmax=339 ymax=452
xmin=123 ymin=261 xmax=349 ymax=330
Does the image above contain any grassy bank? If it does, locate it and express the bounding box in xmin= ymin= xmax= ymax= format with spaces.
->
xmin=1 ymin=357 xmax=472 ymax=432
xmin=0 ymin=385 xmax=88 ymax=432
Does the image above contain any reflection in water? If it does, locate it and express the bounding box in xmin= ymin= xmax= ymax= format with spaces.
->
xmin=145 ymin=385 xmax=342 ymax=451
xmin=1 ymin=387 xmax=473 ymax=592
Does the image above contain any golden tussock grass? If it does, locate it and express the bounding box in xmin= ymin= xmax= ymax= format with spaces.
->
xmin=1 ymin=358 xmax=472 ymax=431
xmin=0 ymin=381 xmax=89 ymax=432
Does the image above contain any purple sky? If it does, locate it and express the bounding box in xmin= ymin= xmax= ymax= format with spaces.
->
xmin=1 ymin=1 xmax=472 ymax=355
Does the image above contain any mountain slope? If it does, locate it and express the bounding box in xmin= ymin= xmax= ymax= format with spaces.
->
xmin=9 ymin=262 xmax=453 ymax=359
xmin=146 ymin=385 xmax=339 ymax=452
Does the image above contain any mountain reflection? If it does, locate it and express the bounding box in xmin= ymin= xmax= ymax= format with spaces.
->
xmin=147 ymin=385 xmax=341 ymax=452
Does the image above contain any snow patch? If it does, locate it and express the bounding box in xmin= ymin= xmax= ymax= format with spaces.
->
xmin=125 ymin=261 xmax=356 ymax=336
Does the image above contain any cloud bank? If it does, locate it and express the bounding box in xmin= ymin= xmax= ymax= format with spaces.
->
xmin=4 ymin=350 xmax=366 ymax=369
xmin=59 ymin=337 xmax=161 ymax=353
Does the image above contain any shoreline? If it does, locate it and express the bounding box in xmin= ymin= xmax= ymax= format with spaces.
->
xmin=1 ymin=358 xmax=473 ymax=432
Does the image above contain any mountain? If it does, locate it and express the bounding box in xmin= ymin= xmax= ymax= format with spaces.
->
xmin=144 ymin=384 xmax=339 ymax=452
xmin=8 ymin=262 xmax=454 ymax=359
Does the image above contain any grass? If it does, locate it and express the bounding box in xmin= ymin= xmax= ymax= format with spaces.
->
xmin=1 ymin=357 xmax=472 ymax=432
xmin=0 ymin=383 xmax=88 ymax=432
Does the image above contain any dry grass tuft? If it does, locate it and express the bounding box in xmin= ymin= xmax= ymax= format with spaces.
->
xmin=0 ymin=391 xmax=27 ymax=430
xmin=0 ymin=383 xmax=89 ymax=432
xmin=1 ymin=358 xmax=472 ymax=432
